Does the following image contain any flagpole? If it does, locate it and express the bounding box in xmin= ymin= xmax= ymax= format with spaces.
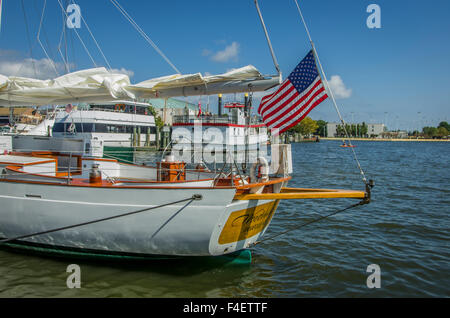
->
xmin=293 ymin=0 xmax=368 ymax=184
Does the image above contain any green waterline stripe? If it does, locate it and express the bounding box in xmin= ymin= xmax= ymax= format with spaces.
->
xmin=0 ymin=241 xmax=252 ymax=264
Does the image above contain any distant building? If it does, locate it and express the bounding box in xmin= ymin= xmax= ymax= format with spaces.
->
xmin=326 ymin=122 xmax=339 ymax=138
xmin=147 ymin=98 xmax=198 ymax=125
xmin=381 ymin=130 xmax=408 ymax=139
xmin=367 ymin=123 xmax=385 ymax=137
xmin=326 ymin=122 xmax=385 ymax=138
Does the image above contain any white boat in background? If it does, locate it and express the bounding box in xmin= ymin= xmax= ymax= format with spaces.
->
xmin=52 ymin=101 xmax=157 ymax=148
xmin=10 ymin=101 xmax=157 ymax=163
xmin=172 ymin=95 xmax=269 ymax=155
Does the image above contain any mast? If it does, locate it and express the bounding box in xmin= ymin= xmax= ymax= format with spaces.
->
xmin=254 ymin=0 xmax=282 ymax=77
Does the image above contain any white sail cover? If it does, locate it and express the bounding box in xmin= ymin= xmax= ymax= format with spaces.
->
xmin=0 ymin=66 xmax=280 ymax=107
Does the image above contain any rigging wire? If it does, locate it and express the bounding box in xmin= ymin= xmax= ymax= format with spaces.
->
xmin=37 ymin=0 xmax=60 ymax=77
xmin=252 ymin=193 xmax=371 ymax=246
xmin=55 ymin=0 xmax=98 ymax=69
xmin=109 ymin=0 xmax=181 ymax=74
xmin=253 ymin=0 xmax=282 ymax=77
xmin=20 ymin=0 xmax=38 ymax=78
xmin=57 ymin=6 xmax=71 ymax=73
xmin=69 ymin=0 xmax=112 ymax=70
xmin=293 ymin=0 xmax=368 ymax=185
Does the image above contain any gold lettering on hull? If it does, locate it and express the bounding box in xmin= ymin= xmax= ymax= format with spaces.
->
xmin=218 ymin=200 xmax=280 ymax=245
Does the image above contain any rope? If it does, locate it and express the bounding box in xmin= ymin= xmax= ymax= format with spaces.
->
xmin=293 ymin=0 xmax=368 ymax=185
xmin=0 ymin=195 xmax=201 ymax=245
xmin=252 ymin=187 xmax=372 ymax=246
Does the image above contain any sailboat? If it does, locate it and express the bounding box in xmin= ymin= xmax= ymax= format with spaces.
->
xmin=0 ymin=0 xmax=372 ymax=261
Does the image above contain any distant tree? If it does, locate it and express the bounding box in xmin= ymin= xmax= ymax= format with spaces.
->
xmin=437 ymin=127 xmax=449 ymax=138
xmin=422 ymin=126 xmax=438 ymax=138
xmin=336 ymin=124 xmax=345 ymax=137
xmin=438 ymin=121 xmax=450 ymax=131
xmin=289 ymin=117 xmax=318 ymax=136
xmin=315 ymin=120 xmax=328 ymax=137
xmin=360 ymin=122 xmax=368 ymax=137
xmin=147 ymin=105 xmax=164 ymax=129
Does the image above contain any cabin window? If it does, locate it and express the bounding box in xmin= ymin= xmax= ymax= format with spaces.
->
xmin=52 ymin=123 xmax=94 ymax=133
xmin=52 ymin=123 xmax=65 ymax=132
xmin=56 ymin=123 xmax=156 ymax=134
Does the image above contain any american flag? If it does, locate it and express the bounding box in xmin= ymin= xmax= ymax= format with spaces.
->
xmin=258 ymin=50 xmax=328 ymax=135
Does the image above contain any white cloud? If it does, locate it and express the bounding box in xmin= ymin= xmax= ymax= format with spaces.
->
xmin=0 ymin=50 xmax=134 ymax=79
xmin=327 ymin=75 xmax=352 ymax=99
xmin=210 ymin=42 xmax=240 ymax=63
xmin=0 ymin=56 xmax=70 ymax=80
xmin=110 ymin=67 xmax=134 ymax=77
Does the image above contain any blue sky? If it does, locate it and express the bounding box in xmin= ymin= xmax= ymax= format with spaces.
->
xmin=1 ymin=0 xmax=449 ymax=131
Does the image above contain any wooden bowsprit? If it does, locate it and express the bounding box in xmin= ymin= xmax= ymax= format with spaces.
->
xmin=235 ymin=187 xmax=368 ymax=201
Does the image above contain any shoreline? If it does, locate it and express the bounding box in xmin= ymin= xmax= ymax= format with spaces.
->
xmin=321 ymin=137 xmax=450 ymax=142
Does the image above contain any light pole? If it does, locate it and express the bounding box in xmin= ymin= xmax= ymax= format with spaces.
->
xmin=417 ymin=111 xmax=421 ymax=132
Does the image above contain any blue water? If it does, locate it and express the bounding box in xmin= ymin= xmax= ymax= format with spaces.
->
xmin=0 ymin=140 xmax=448 ymax=297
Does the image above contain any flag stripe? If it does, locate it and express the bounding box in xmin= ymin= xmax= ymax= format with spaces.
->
xmin=275 ymin=93 xmax=328 ymax=134
xmin=258 ymin=79 xmax=292 ymax=114
xmin=277 ymin=90 xmax=327 ymax=130
xmin=267 ymin=88 xmax=324 ymax=126
xmin=262 ymin=78 xmax=321 ymax=123
xmin=261 ymin=83 xmax=297 ymax=119
xmin=267 ymin=86 xmax=326 ymax=128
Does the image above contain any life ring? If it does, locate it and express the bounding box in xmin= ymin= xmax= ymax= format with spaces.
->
xmin=250 ymin=157 xmax=269 ymax=183
xmin=114 ymin=104 xmax=126 ymax=112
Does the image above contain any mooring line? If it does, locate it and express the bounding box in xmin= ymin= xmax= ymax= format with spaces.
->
xmin=252 ymin=184 xmax=373 ymax=246
xmin=0 ymin=195 xmax=202 ymax=245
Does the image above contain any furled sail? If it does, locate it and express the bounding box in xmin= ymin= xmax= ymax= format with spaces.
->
xmin=0 ymin=66 xmax=281 ymax=107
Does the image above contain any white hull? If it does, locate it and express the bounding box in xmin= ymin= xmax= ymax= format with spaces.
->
xmin=0 ymin=181 xmax=277 ymax=256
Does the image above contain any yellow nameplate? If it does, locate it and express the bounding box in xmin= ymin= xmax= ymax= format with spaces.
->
xmin=218 ymin=200 xmax=279 ymax=245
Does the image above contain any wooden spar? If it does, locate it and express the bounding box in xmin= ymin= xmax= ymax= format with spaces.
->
xmin=234 ymin=187 xmax=366 ymax=200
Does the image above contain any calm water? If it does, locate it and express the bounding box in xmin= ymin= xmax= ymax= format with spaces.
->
xmin=0 ymin=141 xmax=448 ymax=297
